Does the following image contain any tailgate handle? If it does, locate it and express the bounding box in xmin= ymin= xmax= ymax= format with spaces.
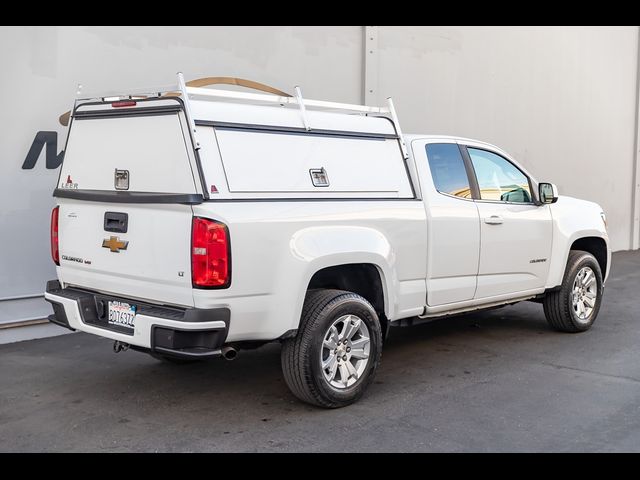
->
xmin=104 ymin=212 xmax=128 ymax=233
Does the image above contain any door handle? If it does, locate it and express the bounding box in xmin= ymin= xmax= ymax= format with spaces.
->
xmin=104 ymin=212 xmax=129 ymax=233
xmin=484 ymin=215 xmax=504 ymax=225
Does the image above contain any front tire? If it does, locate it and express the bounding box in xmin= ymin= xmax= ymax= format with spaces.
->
xmin=543 ymin=250 xmax=603 ymax=333
xmin=281 ymin=289 xmax=383 ymax=408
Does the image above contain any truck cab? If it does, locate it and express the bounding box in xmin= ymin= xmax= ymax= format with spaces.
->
xmin=410 ymin=136 xmax=609 ymax=315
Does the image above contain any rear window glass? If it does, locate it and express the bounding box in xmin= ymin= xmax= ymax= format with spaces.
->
xmin=425 ymin=144 xmax=472 ymax=199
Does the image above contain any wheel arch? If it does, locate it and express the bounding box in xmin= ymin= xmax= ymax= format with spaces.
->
xmin=306 ymin=263 xmax=390 ymax=337
xmin=286 ymin=225 xmax=398 ymax=334
xmin=570 ymin=237 xmax=608 ymax=278
xmin=546 ymin=232 xmax=611 ymax=289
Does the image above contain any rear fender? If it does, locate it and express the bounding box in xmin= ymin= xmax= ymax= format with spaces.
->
xmin=288 ymin=226 xmax=396 ymax=330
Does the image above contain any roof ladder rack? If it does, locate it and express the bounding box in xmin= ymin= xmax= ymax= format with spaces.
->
xmin=386 ymin=97 xmax=409 ymax=161
xmin=294 ymin=86 xmax=311 ymax=131
xmin=180 ymin=74 xmax=408 ymax=145
xmin=63 ymin=73 xmax=409 ymax=157
xmin=178 ymin=72 xmax=201 ymax=150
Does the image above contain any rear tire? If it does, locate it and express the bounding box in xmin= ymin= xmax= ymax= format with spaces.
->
xmin=543 ymin=250 xmax=603 ymax=333
xmin=281 ymin=289 xmax=383 ymax=408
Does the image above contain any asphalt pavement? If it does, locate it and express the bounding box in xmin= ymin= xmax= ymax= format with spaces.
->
xmin=1 ymin=251 xmax=639 ymax=452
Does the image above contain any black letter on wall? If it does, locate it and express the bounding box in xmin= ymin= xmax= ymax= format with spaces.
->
xmin=22 ymin=131 xmax=65 ymax=169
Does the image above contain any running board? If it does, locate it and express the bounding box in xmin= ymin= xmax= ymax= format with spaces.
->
xmin=419 ymin=294 xmax=539 ymax=320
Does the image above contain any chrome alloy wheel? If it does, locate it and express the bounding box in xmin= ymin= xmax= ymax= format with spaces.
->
xmin=572 ymin=266 xmax=598 ymax=322
xmin=320 ymin=315 xmax=371 ymax=389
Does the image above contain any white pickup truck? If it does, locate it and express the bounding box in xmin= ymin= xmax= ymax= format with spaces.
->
xmin=45 ymin=75 xmax=610 ymax=408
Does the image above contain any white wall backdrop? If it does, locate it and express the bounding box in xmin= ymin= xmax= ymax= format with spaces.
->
xmin=374 ymin=26 xmax=639 ymax=253
xmin=0 ymin=26 xmax=638 ymax=325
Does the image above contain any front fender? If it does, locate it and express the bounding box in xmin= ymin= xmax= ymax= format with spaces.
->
xmin=288 ymin=226 xmax=397 ymax=326
xmin=546 ymin=196 xmax=610 ymax=288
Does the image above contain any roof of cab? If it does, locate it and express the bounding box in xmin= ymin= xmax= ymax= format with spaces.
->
xmin=403 ymin=134 xmax=502 ymax=151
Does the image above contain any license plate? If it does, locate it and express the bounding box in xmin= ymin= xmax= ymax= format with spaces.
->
xmin=107 ymin=301 xmax=136 ymax=330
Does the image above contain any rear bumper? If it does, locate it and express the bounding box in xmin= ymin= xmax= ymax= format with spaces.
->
xmin=44 ymin=280 xmax=229 ymax=358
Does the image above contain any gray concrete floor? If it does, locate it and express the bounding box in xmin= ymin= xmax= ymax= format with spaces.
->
xmin=1 ymin=251 xmax=639 ymax=452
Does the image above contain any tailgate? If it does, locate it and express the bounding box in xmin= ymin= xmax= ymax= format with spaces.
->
xmin=54 ymin=99 xmax=201 ymax=307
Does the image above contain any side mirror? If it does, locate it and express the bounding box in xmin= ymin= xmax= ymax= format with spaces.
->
xmin=539 ymin=182 xmax=559 ymax=204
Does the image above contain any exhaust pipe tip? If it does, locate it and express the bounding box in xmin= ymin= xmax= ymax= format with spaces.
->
xmin=113 ymin=341 xmax=129 ymax=353
xmin=221 ymin=345 xmax=238 ymax=361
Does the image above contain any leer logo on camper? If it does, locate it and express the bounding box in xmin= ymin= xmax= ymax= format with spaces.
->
xmin=60 ymin=175 xmax=77 ymax=189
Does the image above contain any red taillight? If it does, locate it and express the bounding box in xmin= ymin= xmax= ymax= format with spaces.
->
xmin=112 ymin=101 xmax=137 ymax=108
xmin=191 ymin=217 xmax=230 ymax=288
xmin=51 ymin=206 xmax=60 ymax=265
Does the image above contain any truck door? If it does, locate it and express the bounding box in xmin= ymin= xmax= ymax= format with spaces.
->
xmin=463 ymin=145 xmax=553 ymax=298
xmin=414 ymin=140 xmax=481 ymax=306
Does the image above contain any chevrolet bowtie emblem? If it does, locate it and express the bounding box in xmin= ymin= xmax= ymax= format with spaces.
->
xmin=102 ymin=236 xmax=128 ymax=253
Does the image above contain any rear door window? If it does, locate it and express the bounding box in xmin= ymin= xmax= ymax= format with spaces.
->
xmin=425 ymin=143 xmax=472 ymax=199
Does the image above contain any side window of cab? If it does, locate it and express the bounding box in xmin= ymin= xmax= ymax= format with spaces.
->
xmin=425 ymin=144 xmax=473 ymax=199
xmin=467 ymin=148 xmax=533 ymax=204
